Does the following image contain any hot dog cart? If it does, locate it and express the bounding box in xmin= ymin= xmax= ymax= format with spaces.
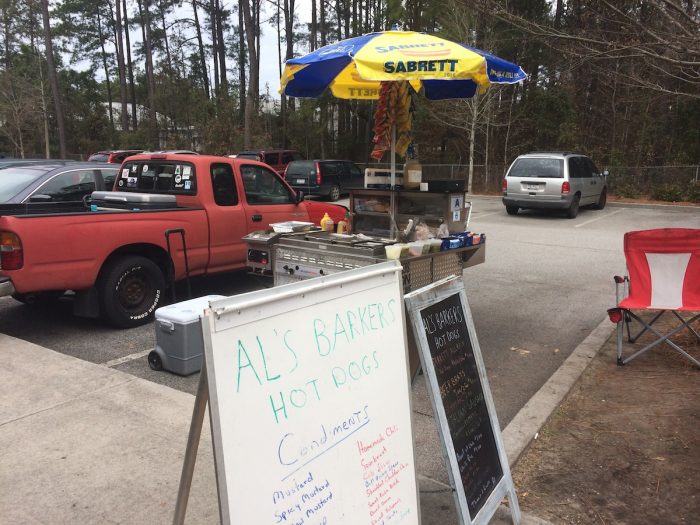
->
xmin=243 ymin=189 xmax=485 ymax=292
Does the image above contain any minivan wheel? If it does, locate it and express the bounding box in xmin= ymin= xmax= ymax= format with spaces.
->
xmin=566 ymin=195 xmax=581 ymax=219
xmin=593 ymin=189 xmax=607 ymax=210
xmin=327 ymin=185 xmax=340 ymax=202
xmin=505 ymin=205 xmax=519 ymax=216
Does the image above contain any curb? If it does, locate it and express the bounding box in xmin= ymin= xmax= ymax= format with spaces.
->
xmin=501 ymin=317 xmax=615 ymax=467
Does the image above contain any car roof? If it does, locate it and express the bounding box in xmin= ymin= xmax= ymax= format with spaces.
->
xmin=288 ymin=159 xmax=354 ymax=163
xmin=520 ymin=152 xmax=584 ymax=158
xmin=0 ymin=161 xmax=116 ymax=172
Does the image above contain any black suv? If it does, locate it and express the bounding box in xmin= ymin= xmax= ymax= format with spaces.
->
xmin=284 ymin=160 xmax=364 ymax=201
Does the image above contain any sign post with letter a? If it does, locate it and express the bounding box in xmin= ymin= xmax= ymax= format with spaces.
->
xmin=404 ymin=276 xmax=520 ymax=525
xmin=173 ymin=261 xmax=420 ymax=525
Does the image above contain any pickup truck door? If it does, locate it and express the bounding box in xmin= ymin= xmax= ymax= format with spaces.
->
xmin=206 ymin=161 xmax=250 ymax=272
xmin=238 ymin=163 xmax=308 ymax=230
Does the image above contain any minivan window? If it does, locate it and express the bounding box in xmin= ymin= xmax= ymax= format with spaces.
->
xmin=584 ymin=158 xmax=600 ymax=176
xmin=508 ymin=158 xmax=563 ymax=178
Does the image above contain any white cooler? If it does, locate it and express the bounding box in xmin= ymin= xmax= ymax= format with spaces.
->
xmin=148 ymin=295 xmax=225 ymax=375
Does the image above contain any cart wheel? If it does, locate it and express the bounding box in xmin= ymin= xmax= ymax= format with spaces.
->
xmin=148 ymin=350 xmax=163 ymax=371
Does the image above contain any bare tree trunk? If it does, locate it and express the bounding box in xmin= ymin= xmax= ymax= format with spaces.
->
xmin=217 ymin=1 xmax=228 ymax=93
xmin=123 ymin=0 xmax=138 ymax=129
xmin=112 ymin=0 xmax=129 ymax=131
xmin=240 ymin=0 xmax=259 ymax=149
xmin=36 ymin=51 xmax=51 ymax=157
xmin=238 ymin=3 xmax=246 ymax=125
xmin=40 ymin=0 xmax=66 ymax=158
xmin=278 ymin=2 xmax=286 ymax=147
xmin=210 ymin=0 xmax=219 ymax=96
xmin=97 ymin=9 xmax=115 ymax=146
xmin=310 ymin=0 xmax=317 ymax=51
xmin=192 ymin=0 xmax=210 ymax=99
xmin=467 ymin=100 xmax=477 ymax=194
xmin=138 ymin=0 xmax=159 ymax=148
xmin=319 ymin=0 xmax=327 ymax=157
xmin=158 ymin=0 xmax=172 ymax=71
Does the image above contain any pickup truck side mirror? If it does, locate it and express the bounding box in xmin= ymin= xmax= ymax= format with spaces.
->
xmin=295 ymin=190 xmax=305 ymax=204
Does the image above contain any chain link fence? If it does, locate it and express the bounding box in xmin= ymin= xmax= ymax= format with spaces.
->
xmin=358 ymin=163 xmax=700 ymax=201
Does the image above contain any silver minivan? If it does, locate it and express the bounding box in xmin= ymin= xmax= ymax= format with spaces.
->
xmin=502 ymin=152 xmax=608 ymax=218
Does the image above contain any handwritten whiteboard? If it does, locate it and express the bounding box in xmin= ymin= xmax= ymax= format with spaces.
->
xmin=404 ymin=276 xmax=520 ymax=525
xmin=202 ymin=261 xmax=420 ymax=525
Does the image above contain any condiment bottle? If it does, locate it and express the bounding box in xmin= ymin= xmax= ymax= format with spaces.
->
xmin=320 ymin=212 xmax=334 ymax=232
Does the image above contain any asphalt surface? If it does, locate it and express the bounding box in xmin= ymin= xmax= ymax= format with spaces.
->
xmin=1 ymin=197 xmax=697 ymax=426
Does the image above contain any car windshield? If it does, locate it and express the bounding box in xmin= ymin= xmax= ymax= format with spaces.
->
xmin=508 ymin=158 xmax=564 ymax=178
xmin=0 ymin=166 xmax=46 ymax=202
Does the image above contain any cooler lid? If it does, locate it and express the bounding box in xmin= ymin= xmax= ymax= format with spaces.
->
xmin=155 ymin=295 xmax=226 ymax=324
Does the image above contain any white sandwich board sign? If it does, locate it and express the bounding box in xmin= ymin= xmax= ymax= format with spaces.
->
xmin=184 ymin=261 xmax=420 ymax=524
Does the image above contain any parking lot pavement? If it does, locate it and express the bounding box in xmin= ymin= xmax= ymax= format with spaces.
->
xmin=0 ymin=332 xmax=554 ymax=524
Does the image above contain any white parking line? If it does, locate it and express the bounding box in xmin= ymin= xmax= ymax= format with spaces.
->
xmin=102 ymin=349 xmax=152 ymax=368
xmin=471 ymin=211 xmax=503 ymax=219
xmin=574 ymin=209 xmax=623 ymax=228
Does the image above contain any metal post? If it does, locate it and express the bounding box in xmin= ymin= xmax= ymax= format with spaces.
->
xmin=172 ymin=367 xmax=209 ymax=525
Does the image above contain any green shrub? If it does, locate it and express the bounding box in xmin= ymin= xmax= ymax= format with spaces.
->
xmin=650 ymin=183 xmax=685 ymax=202
xmin=686 ymin=181 xmax=700 ymax=203
xmin=611 ymin=180 xmax=640 ymax=199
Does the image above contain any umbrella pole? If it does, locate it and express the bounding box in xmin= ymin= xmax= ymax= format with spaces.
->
xmin=390 ymin=124 xmax=397 ymax=239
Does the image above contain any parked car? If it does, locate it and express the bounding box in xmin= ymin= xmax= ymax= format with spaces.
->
xmin=88 ymin=150 xmax=144 ymax=163
xmin=284 ymin=159 xmax=364 ymax=201
xmin=236 ymin=149 xmax=304 ymax=175
xmin=501 ymin=152 xmax=608 ymax=219
xmin=0 ymin=162 xmax=119 ymax=204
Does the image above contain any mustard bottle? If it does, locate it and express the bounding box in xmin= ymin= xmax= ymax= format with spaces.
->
xmin=320 ymin=212 xmax=334 ymax=232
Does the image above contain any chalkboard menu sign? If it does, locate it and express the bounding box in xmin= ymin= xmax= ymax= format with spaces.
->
xmin=420 ymin=292 xmax=502 ymax=516
xmin=405 ymin=276 xmax=520 ymax=525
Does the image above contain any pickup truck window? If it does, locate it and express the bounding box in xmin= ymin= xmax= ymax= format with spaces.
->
xmin=240 ymin=164 xmax=295 ymax=204
xmin=121 ymin=161 xmax=197 ymax=194
xmin=212 ymin=163 xmax=238 ymax=206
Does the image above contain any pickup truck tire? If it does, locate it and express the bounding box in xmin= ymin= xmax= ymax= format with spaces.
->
xmin=99 ymin=256 xmax=165 ymax=328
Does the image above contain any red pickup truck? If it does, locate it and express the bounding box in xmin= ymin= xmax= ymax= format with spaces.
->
xmin=0 ymin=153 xmax=346 ymax=328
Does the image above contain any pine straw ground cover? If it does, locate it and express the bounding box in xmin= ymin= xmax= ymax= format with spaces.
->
xmin=511 ymin=313 xmax=699 ymax=524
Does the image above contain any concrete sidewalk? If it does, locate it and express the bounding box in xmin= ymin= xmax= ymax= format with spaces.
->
xmin=0 ymin=329 xmax=591 ymax=524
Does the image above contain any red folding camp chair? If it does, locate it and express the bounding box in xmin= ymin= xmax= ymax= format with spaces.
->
xmin=608 ymin=228 xmax=700 ymax=367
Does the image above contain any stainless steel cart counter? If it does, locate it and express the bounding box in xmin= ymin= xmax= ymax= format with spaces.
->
xmin=272 ymin=231 xmax=484 ymax=292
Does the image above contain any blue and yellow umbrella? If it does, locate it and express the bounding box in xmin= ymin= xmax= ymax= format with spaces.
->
xmin=280 ymin=29 xmax=526 ymax=101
